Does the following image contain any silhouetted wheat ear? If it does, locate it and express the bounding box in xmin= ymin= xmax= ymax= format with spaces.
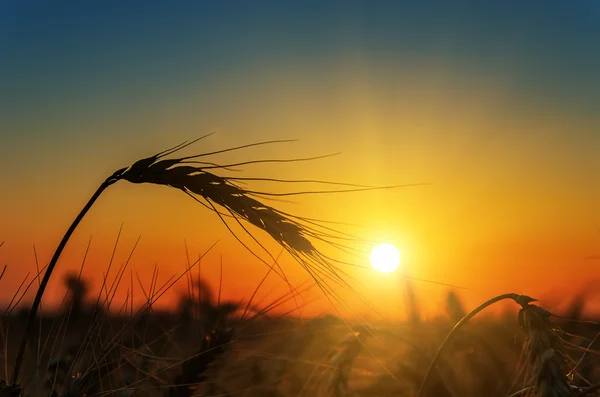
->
xmin=518 ymin=303 xmax=572 ymax=397
xmin=11 ymin=138 xmax=356 ymax=386
xmin=13 ymin=137 xmax=405 ymax=388
xmin=120 ymin=155 xmax=315 ymax=255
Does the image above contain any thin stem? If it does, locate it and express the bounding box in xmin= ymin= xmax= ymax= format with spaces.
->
xmin=577 ymin=382 xmax=600 ymax=396
xmin=10 ymin=170 xmax=124 ymax=385
xmin=416 ymin=293 xmax=519 ymax=397
xmin=507 ymin=386 xmax=533 ymax=397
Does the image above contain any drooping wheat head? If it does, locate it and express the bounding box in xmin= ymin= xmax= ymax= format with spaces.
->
xmin=11 ymin=136 xmax=415 ymax=388
xmin=518 ymin=302 xmax=572 ymax=397
xmin=122 ymin=154 xmax=315 ymax=255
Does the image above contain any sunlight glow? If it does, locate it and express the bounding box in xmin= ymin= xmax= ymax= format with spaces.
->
xmin=369 ymin=243 xmax=401 ymax=274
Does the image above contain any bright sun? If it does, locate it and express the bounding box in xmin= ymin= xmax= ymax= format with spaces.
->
xmin=369 ymin=243 xmax=401 ymax=274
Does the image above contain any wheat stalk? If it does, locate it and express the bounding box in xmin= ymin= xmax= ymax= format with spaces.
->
xmin=11 ymin=136 xmax=394 ymax=387
xmin=416 ymin=293 xmax=538 ymax=397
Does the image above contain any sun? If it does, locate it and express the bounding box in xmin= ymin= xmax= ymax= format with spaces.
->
xmin=369 ymin=243 xmax=401 ymax=274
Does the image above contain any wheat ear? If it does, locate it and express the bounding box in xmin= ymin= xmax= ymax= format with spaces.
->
xmin=518 ymin=303 xmax=572 ymax=397
xmin=11 ymin=137 xmax=374 ymax=387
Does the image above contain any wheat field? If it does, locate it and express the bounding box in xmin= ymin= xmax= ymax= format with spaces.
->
xmin=1 ymin=140 xmax=598 ymax=397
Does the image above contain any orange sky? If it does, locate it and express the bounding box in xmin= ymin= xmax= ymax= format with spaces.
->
xmin=1 ymin=2 xmax=599 ymax=322
xmin=1 ymin=94 xmax=598 ymax=320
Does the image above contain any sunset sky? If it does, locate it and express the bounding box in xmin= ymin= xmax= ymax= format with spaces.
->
xmin=1 ymin=1 xmax=599 ymax=320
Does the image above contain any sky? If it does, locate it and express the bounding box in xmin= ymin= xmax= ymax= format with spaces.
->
xmin=1 ymin=1 xmax=599 ymax=320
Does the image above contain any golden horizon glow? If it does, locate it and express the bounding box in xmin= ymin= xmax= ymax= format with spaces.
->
xmin=369 ymin=243 xmax=401 ymax=274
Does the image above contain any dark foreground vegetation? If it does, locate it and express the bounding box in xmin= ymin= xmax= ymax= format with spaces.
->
xmin=1 ymin=272 xmax=599 ymax=397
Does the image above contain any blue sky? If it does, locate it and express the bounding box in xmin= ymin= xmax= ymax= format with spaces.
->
xmin=2 ymin=1 xmax=600 ymax=124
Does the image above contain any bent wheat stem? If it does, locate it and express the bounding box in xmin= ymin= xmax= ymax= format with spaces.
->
xmin=416 ymin=293 xmax=525 ymax=397
xmin=11 ymin=168 xmax=126 ymax=385
xmin=10 ymin=137 xmax=417 ymax=389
